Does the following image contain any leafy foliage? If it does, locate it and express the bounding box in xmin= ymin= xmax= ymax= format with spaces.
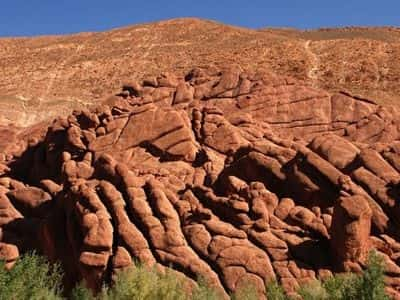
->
xmin=191 ymin=276 xmax=222 ymax=300
xmin=230 ymin=282 xmax=259 ymax=300
xmin=100 ymin=265 xmax=188 ymax=300
xmin=0 ymin=252 xmax=62 ymax=300
xmin=0 ymin=251 xmax=390 ymax=300
xmin=356 ymin=251 xmax=389 ymax=300
xmin=71 ymin=265 xmax=223 ymax=300
xmin=69 ymin=281 xmax=95 ymax=300
xmin=299 ymin=251 xmax=389 ymax=300
xmin=266 ymin=280 xmax=290 ymax=300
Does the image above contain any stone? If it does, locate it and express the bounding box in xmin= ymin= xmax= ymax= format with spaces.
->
xmin=330 ymin=195 xmax=372 ymax=270
xmin=2 ymin=67 xmax=400 ymax=298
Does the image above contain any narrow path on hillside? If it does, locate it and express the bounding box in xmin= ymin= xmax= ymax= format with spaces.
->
xmin=141 ymin=26 xmax=162 ymax=60
xmin=304 ymin=40 xmax=320 ymax=86
xmin=374 ymin=42 xmax=389 ymax=89
xmin=109 ymin=26 xmax=162 ymax=87
xmin=42 ymin=44 xmax=85 ymax=101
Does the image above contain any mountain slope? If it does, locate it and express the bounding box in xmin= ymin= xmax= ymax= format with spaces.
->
xmin=1 ymin=18 xmax=400 ymax=126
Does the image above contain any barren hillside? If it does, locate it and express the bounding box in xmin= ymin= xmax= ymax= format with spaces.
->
xmin=1 ymin=18 xmax=400 ymax=126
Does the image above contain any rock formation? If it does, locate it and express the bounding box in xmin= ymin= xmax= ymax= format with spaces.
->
xmin=1 ymin=67 xmax=400 ymax=299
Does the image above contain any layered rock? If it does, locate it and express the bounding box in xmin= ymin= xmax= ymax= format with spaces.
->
xmin=1 ymin=68 xmax=400 ymax=298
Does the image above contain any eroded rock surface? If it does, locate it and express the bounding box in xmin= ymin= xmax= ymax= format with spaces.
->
xmin=1 ymin=68 xmax=400 ymax=298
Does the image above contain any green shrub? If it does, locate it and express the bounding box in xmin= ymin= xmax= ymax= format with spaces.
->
xmin=354 ymin=251 xmax=389 ymax=300
xmin=69 ymin=281 xmax=95 ymax=300
xmin=299 ymin=279 xmax=328 ymax=300
xmin=191 ymin=276 xmax=221 ymax=300
xmin=0 ymin=252 xmax=63 ymax=300
xmin=100 ymin=264 xmax=189 ymax=300
xmin=230 ymin=282 xmax=259 ymax=300
xmin=0 ymin=251 xmax=390 ymax=300
xmin=266 ymin=280 xmax=289 ymax=300
xmin=299 ymin=251 xmax=389 ymax=300
xmin=322 ymin=273 xmax=357 ymax=300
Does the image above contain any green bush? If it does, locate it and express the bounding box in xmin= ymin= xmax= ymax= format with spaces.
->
xmin=299 ymin=251 xmax=389 ymax=300
xmin=353 ymin=251 xmax=389 ymax=300
xmin=98 ymin=265 xmax=225 ymax=300
xmin=100 ymin=265 xmax=188 ymax=300
xmin=191 ymin=276 xmax=221 ymax=300
xmin=0 ymin=251 xmax=390 ymax=300
xmin=69 ymin=281 xmax=95 ymax=300
xmin=0 ymin=252 xmax=63 ymax=300
xmin=321 ymin=273 xmax=357 ymax=300
xmin=230 ymin=282 xmax=259 ymax=300
xmin=266 ymin=280 xmax=289 ymax=300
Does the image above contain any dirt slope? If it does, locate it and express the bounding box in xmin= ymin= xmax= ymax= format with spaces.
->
xmin=1 ymin=18 xmax=400 ymax=126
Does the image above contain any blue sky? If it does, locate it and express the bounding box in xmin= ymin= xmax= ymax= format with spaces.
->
xmin=0 ymin=0 xmax=399 ymax=37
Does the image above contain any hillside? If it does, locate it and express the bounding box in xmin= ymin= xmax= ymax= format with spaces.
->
xmin=1 ymin=18 xmax=400 ymax=126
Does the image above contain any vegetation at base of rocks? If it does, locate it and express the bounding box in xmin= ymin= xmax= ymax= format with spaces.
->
xmin=0 ymin=251 xmax=389 ymax=300
xmin=97 ymin=265 xmax=224 ymax=300
xmin=265 ymin=281 xmax=288 ymax=300
xmin=298 ymin=251 xmax=389 ymax=300
xmin=0 ymin=252 xmax=62 ymax=300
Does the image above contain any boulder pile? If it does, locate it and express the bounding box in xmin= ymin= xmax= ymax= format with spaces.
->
xmin=1 ymin=67 xmax=400 ymax=298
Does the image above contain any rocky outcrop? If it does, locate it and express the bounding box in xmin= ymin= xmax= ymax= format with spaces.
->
xmin=1 ymin=68 xmax=400 ymax=298
xmin=115 ymin=67 xmax=400 ymax=143
xmin=330 ymin=195 xmax=372 ymax=272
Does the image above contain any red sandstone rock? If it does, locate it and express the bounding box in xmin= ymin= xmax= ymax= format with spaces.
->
xmin=330 ymin=195 xmax=372 ymax=271
xmin=1 ymin=68 xmax=400 ymax=298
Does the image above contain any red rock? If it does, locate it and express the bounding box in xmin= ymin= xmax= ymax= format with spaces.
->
xmin=330 ymin=195 xmax=372 ymax=270
xmin=112 ymin=246 xmax=132 ymax=269
xmin=0 ymin=243 xmax=19 ymax=262
xmin=309 ymin=134 xmax=360 ymax=170
xmin=7 ymin=187 xmax=52 ymax=217
xmin=2 ymin=67 xmax=400 ymax=297
xmin=275 ymin=198 xmax=295 ymax=220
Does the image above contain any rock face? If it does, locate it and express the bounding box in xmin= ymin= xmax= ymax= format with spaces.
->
xmin=1 ymin=68 xmax=400 ymax=298
xmin=330 ymin=195 xmax=372 ymax=271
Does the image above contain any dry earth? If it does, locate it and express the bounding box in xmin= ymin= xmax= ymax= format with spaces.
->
xmin=1 ymin=18 xmax=400 ymax=126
